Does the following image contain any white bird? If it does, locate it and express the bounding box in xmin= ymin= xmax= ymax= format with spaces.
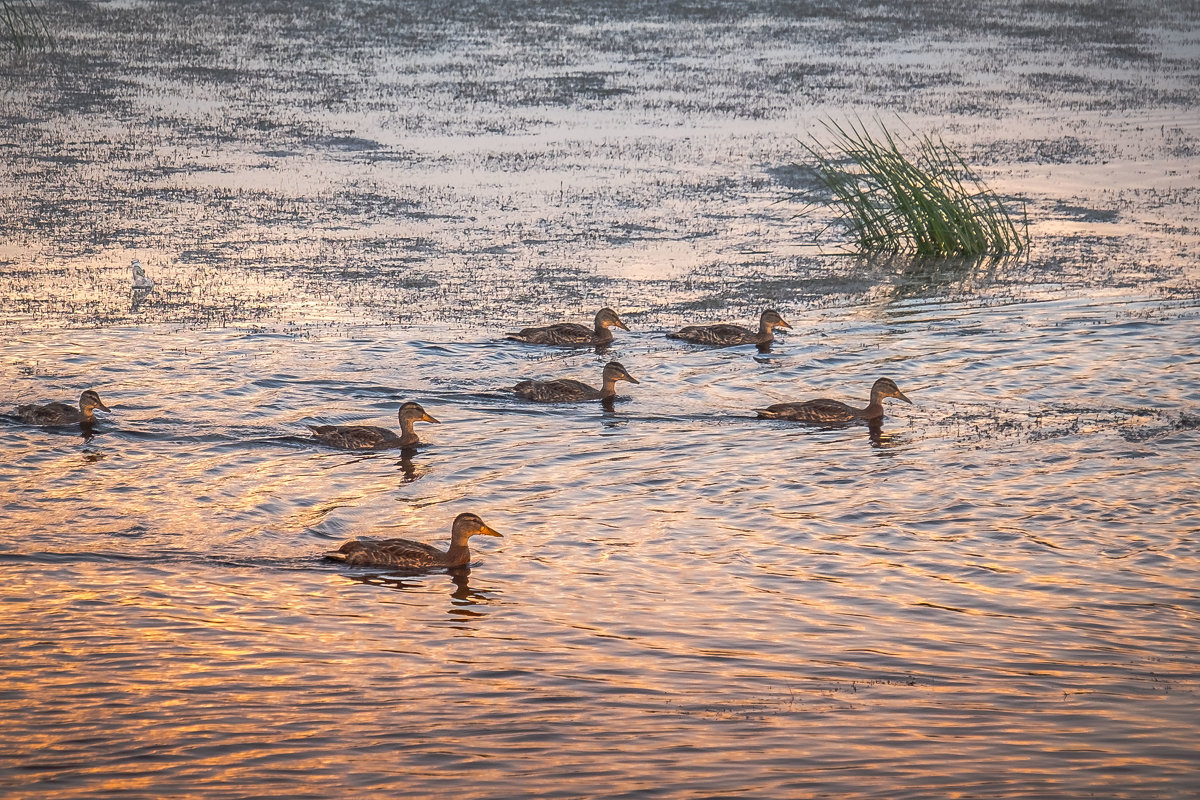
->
xmin=131 ymin=259 xmax=154 ymax=290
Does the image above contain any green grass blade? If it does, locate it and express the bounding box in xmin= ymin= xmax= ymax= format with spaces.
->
xmin=793 ymin=118 xmax=1029 ymax=256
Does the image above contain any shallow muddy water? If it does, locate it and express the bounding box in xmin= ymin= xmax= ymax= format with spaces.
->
xmin=2 ymin=1 xmax=1199 ymax=798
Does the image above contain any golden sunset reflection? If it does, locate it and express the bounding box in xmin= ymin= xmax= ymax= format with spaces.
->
xmin=4 ymin=0 xmax=1200 ymax=795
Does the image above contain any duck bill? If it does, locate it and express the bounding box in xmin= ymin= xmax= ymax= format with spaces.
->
xmin=95 ymin=400 xmax=112 ymax=412
xmin=779 ymin=319 xmax=792 ymax=329
xmin=422 ymin=412 xmax=441 ymax=424
xmin=614 ymin=319 xmax=629 ymax=331
xmin=480 ymin=524 xmax=503 ymax=538
xmin=624 ymin=374 xmax=640 ymax=384
xmin=896 ymin=391 xmax=913 ymax=404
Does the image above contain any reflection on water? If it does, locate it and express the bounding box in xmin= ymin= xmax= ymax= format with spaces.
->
xmin=867 ymin=418 xmax=900 ymax=448
xmin=394 ymin=451 xmax=421 ymax=483
xmin=130 ymin=288 xmax=153 ymax=312
xmin=879 ymin=253 xmax=1021 ymax=303
xmin=2 ymin=289 xmax=1197 ymax=797
xmin=446 ymin=568 xmax=493 ymax=610
xmin=347 ymin=568 xmax=496 ymax=628
xmin=351 ymin=567 xmax=495 ymax=607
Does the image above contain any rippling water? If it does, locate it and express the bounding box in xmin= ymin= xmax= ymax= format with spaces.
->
xmin=3 ymin=290 xmax=1198 ymax=798
xmin=3 ymin=0 xmax=1200 ymax=797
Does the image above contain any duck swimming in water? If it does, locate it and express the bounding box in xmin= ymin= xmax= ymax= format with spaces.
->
xmin=668 ymin=309 xmax=791 ymax=348
xmin=507 ymin=307 xmax=629 ymax=347
xmin=325 ymin=512 xmax=502 ymax=570
xmin=514 ymin=360 xmax=639 ymax=403
xmin=755 ymin=378 xmax=912 ymax=423
xmin=308 ymin=401 xmax=439 ymax=450
xmin=17 ymin=390 xmax=111 ymax=426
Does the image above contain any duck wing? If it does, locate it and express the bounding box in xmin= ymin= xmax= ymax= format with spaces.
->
xmin=17 ymin=402 xmax=80 ymax=425
xmin=755 ymin=399 xmax=856 ymax=423
xmin=668 ymin=323 xmax=754 ymax=346
xmin=327 ymin=538 xmax=447 ymax=569
xmin=507 ymin=322 xmax=595 ymax=345
xmin=513 ymin=378 xmax=599 ymax=402
xmin=308 ymin=424 xmax=403 ymax=450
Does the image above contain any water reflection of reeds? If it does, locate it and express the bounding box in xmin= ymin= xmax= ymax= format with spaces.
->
xmin=856 ymin=252 xmax=1027 ymax=303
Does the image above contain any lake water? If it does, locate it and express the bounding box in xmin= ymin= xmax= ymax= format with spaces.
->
xmin=2 ymin=1 xmax=1199 ymax=798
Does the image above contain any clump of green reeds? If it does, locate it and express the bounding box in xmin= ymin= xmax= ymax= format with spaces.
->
xmin=797 ymin=119 xmax=1028 ymax=256
xmin=1 ymin=0 xmax=52 ymax=51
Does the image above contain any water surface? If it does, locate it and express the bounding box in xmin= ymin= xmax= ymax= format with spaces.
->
xmin=2 ymin=0 xmax=1199 ymax=797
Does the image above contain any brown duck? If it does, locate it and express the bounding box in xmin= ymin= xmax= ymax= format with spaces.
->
xmin=668 ymin=309 xmax=791 ymax=347
xmin=308 ymin=401 xmax=439 ymax=450
xmin=507 ymin=307 xmax=629 ymax=347
xmin=325 ymin=512 xmax=502 ymax=570
xmin=514 ymin=361 xmax=639 ymax=403
xmin=756 ymin=378 xmax=912 ymax=423
xmin=17 ymin=390 xmax=111 ymax=426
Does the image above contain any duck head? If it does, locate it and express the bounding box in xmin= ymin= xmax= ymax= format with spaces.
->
xmin=595 ymin=308 xmax=629 ymax=331
xmin=761 ymin=309 xmax=792 ymax=331
xmin=398 ymin=401 xmax=440 ymax=426
xmin=871 ymin=377 xmax=912 ymax=404
xmin=79 ymin=390 xmax=111 ymax=414
xmin=603 ymin=361 xmax=639 ymax=385
xmin=450 ymin=512 xmax=503 ymax=546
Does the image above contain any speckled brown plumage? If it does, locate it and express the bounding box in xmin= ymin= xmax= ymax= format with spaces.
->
xmin=756 ymin=378 xmax=912 ymax=423
xmin=513 ymin=361 xmax=639 ymax=403
xmin=325 ymin=512 xmax=502 ymax=570
xmin=17 ymin=390 xmax=111 ymax=426
xmin=669 ymin=309 xmax=791 ymax=347
xmin=507 ymin=307 xmax=629 ymax=346
xmin=309 ymin=401 xmax=439 ymax=450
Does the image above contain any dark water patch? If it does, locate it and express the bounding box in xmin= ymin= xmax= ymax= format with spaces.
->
xmin=312 ymin=134 xmax=382 ymax=152
xmin=979 ymin=135 xmax=1106 ymax=165
xmin=455 ymin=71 xmax=633 ymax=107
xmin=1119 ymin=412 xmax=1200 ymax=442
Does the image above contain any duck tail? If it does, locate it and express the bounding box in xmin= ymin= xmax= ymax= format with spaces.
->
xmin=754 ymin=409 xmax=779 ymax=419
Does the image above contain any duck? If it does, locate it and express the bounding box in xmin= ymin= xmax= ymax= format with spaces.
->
xmin=755 ymin=377 xmax=912 ymax=423
xmin=514 ymin=360 xmax=639 ymax=403
xmin=668 ymin=309 xmax=791 ymax=347
xmin=507 ymin=307 xmax=629 ymax=347
xmin=325 ymin=512 xmax=502 ymax=570
xmin=131 ymin=259 xmax=154 ymax=290
xmin=17 ymin=390 xmax=111 ymax=426
xmin=308 ymin=401 xmax=439 ymax=450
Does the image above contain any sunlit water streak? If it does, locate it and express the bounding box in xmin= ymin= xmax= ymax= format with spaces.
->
xmin=2 ymin=290 xmax=1198 ymax=798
